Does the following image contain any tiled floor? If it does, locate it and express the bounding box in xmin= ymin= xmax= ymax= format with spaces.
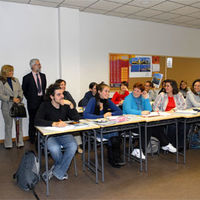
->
xmin=0 ymin=141 xmax=200 ymax=200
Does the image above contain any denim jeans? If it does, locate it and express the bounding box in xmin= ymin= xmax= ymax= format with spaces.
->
xmin=97 ymin=132 xmax=119 ymax=146
xmin=47 ymin=134 xmax=77 ymax=179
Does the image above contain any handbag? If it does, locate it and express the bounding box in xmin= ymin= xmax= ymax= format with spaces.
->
xmin=10 ymin=103 xmax=27 ymax=118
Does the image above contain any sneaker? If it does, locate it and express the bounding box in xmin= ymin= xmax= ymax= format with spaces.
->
xmin=131 ymin=148 xmax=145 ymax=160
xmin=162 ymin=143 xmax=177 ymax=153
xmin=53 ymin=172 xmax=68 ymax=181
xmin=42 ymin=165 xmax=54 ymax=182
xmin=77 ymin=146 xmax=83 ymax=154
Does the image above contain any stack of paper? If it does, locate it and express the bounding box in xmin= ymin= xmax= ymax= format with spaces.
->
xmin=175 ymin=110 xmax=198 ymax=115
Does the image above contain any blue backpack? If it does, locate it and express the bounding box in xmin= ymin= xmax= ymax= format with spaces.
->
xmin=188 ymin=125 xmax=200 ymax=149
xmin=13 ymin=151 xmax=40 ymax=200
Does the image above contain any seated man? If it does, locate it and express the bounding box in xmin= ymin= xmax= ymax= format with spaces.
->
xmin=35 ymin=83 xmax=80 ymax=181
xmin=78 ymin=82 xmax=97 ymax=107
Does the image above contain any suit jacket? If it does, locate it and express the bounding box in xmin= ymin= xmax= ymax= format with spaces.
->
xmin=0 ymin=77 xmax=23 ymax=111
xmin=22 ymin=72 xmax=46 ymax=110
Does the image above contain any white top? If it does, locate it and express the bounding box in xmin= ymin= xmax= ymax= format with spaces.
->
xmin=186 ymin=90 xmax=200 ymax=108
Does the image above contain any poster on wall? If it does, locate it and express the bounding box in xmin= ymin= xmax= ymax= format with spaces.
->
xmin=129 ymin=56 xmax=152 ymax=77
xmin=152 ymin=56 xmax=160 ymax=72
xmin=110 ymin=54 xmax=129 ymax=87
xmin=152 ymin=73 xmax=163 ymax=88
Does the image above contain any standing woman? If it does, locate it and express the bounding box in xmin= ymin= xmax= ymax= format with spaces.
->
xmin=153 ymin=79 xmax=186 ymax=149
xmin=55 ymin=79 xmax=83 ymax=153
xmin=186 ymin=79 xmax=200 ymax=108
xmin=84 ymin=82 xmax=124 ymax=168
xmin=0 ymin=65 xmax=24 ymax=148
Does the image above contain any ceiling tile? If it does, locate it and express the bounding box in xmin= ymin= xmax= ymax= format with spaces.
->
xmin=126 ymin=14 xmax=147 ymax=20
xmin=188 ymin=11 xmax=200 ymax=18
xmin=0 ymin=0 xmax=29 ymax=3
xmin=128 ymin=0 xmax=166 ymax=8
xmin=168 ymin=15 xmax=195 ymax=23
xmin=170 ymin=0 xmax=200 ymax=6
xmin=114 ymin=4 xmax=144 ymax=14
xmin=152 ymin=12 xmax=180 ymax=20
xmin=30 ymin=0 xmax=59 ymax=7
xmin=106 ymin=11 xmax=127 ymax=17
xmin=90 ymin=0 xmax=121 ymax=11
xmin=170 ymin=5 xmax=200 ymax=15
xmin=190 ymin=1 xmax=200 ymax=8
xmin=184 ymin=19 xmax=200 ymax=25
xmin=60 ymin=3 xmax=84 ymax=9
xmin=105 ymin=0 xmax=131 ymax=3
xmin=41 ymin=0 xmax=63 ymax=2
xmin=145 ymin=18 xmax=164 ymax=23
xmin=83 ymin=7 xmax=107 ymax=14
xmin=152 ymin=1 xmax=184 ymax=11
xmin=62 ymin=0 xmax=98 ymax=7
xmin=134 ymin=8 xmax=163 ymax=17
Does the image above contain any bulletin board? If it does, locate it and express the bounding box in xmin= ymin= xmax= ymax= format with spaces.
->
xmin=109 ymin=54 xmax=129 ymax=87
xmin=109 ymin=53 xmax=200 ymax=90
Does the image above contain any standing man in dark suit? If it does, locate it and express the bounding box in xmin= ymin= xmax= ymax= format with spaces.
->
xmin=22 ymin=58 xmax=47 ymax=143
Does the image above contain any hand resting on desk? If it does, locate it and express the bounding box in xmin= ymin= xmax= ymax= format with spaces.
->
xmin=52 ymin=120 xmax=67 ymax=127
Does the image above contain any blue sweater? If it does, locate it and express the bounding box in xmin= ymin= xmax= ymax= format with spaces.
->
xmin=78 ymin=91 xmax=94 ymax=107
xmin=83 ymin=97 xmax=122 ymax=119
xmin=123 ymin=93 xmax=152 ymax=115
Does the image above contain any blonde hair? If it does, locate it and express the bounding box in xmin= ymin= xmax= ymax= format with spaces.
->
xmin=1 ymin=65 xmax=14 ymax=79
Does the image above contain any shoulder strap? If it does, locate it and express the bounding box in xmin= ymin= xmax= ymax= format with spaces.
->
xmin=29 ymin=185 xmax=40 ymax=200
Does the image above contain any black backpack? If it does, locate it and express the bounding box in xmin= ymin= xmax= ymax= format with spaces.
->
xmin=13 ymin=151 xmax=40 ymax=200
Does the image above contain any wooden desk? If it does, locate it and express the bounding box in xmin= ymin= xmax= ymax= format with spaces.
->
xmin=175 ymin=109 xmax=200 ymax=163
xmin=36 ymin=121 xmax=99 ymax=196
xmin=136 ymin=113 xmax=183 ymax=172
xmin=85 ymin=116 xmax=145 ymax=182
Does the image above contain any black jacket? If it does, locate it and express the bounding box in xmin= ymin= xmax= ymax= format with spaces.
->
xmin=22 ymin=72 xmax=47 ymax=109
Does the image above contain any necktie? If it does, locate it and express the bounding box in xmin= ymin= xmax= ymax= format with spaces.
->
xmin=36 ymin=73 xmax=42 ymax=93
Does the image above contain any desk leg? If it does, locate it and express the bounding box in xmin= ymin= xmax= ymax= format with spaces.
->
xmin=176 ymin=119 xmax=179 ymax=164
xmin=93 ymin=130 xmax=98 ymax=184
xmin=88 ymin=135 xmax=91 ymax=168
xmin=145 ymin=123 xmax=148 ymax=172
xmin=100 ymin=129 xmax=104 ymax=183
xmin=123 ymin=132 xmax=126 ymax=163
xmin=82 ymin=132 xmax=86 ymax=172
xmin=128 ymin=131 xmax=131 ymax=162
xmin=138 ymin=124 xmax=143 ymax=172
xmin=44 ymin=136 xmax=49 ymax=196
xmin=184 ymin=119 xmax=186 ymax=164
xmin=37 ymin=131 xmax=41 ymax=174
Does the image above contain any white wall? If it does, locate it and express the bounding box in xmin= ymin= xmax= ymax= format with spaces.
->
xmin=59 ymin=7 xmax=80 ymax=104
xmin=0 ymin=1 xmax=59 ymax=140
xmin=79 ymin=12 xmax=200 ymax=96
xmin=1 ymin=1 xmax=200 ymax=141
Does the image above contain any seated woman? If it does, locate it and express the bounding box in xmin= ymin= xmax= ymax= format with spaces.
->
xmin=144 ymin=80 xmax=157 ymax=102
xmin=78 ymin=82 xmax=97 ymax=107
xmin=158 ymin=80 xmax=166 ymax=94
xmin=186 ymin=79 xmax=200 ymax=108
xmin=83 ymin=82 xmax=124 ymax=168
xmin=123 ymin=82 xmax=176 ymax=160
xmin=179 ymin=80 xmax=189 ymax=99
xmin=153 ymin=79 xmax=187 ymax=149
xmin=111 ymin=81 xmax=129 ymax=106
xmin=55 ymin=79 xmax=83 ymax=154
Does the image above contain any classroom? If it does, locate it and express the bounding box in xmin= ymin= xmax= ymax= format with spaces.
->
xmin=0 ymin=0 xmax=200 ymax=199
